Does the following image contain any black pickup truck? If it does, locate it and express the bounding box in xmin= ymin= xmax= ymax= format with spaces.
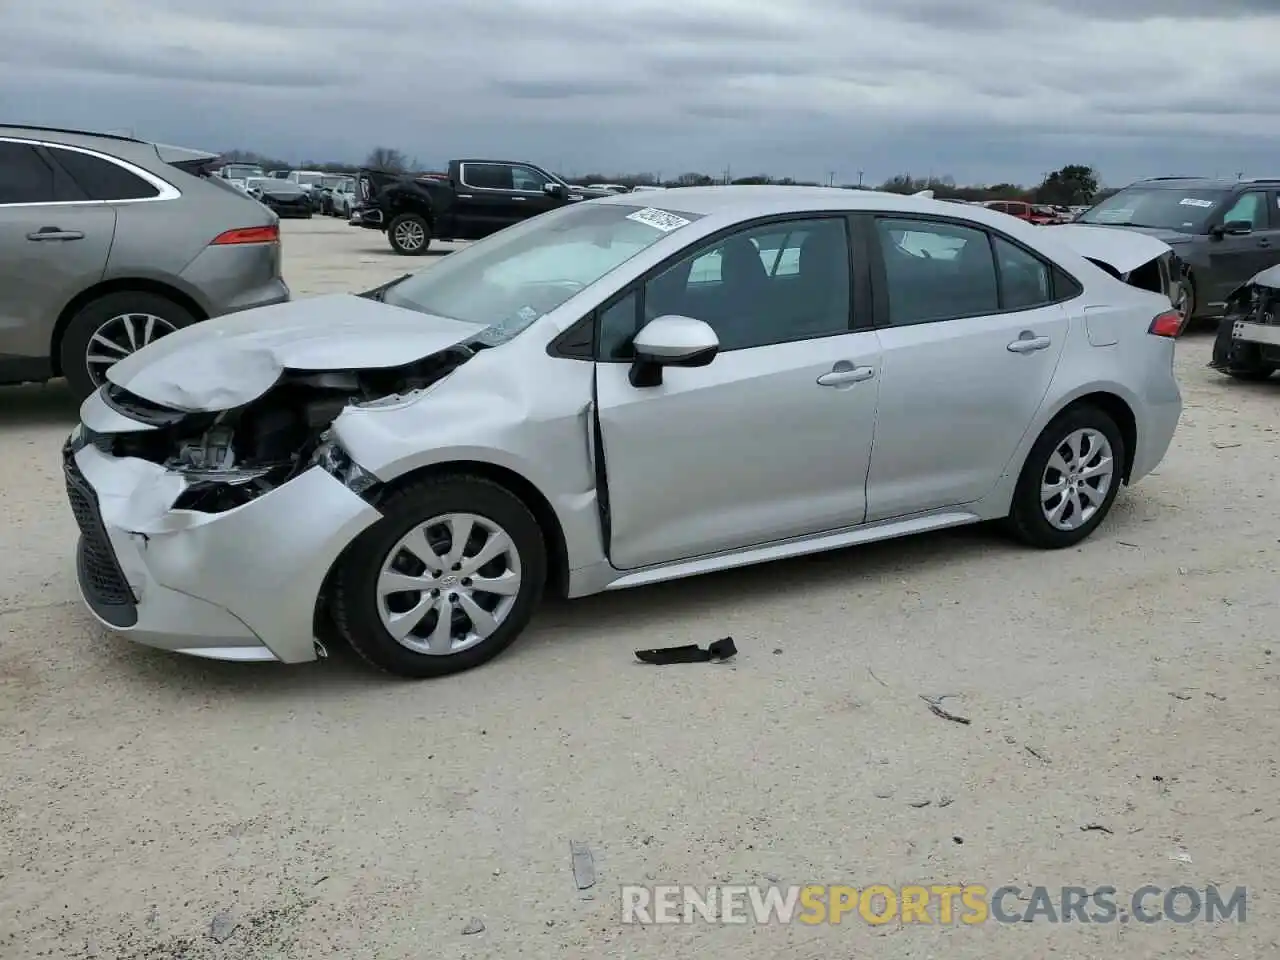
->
xmin=350 ymin=159 xmax=612 ymax=255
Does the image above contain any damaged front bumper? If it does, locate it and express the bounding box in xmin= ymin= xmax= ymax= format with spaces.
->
xmin=63 ymin=410 xmax=381 ymax=664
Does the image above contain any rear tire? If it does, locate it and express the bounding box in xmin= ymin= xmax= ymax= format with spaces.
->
xmin=1174 ymin=274 xmax=1197 ymax=333
xmin=388 ymin=213 xmax=431 ymax=255
xmin=1002 ymin=405 xmax=1126 ymax=549
xmin=58 ymin=291 xmax=197 ymax=402
xmin=1224 ymin=365 xmax=1276 ymax=381
xmin=332 ymin=474 xmax=546 ymax=678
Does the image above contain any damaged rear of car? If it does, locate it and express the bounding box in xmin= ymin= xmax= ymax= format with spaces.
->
xmin=1209 ymin=264 xmax=1280 ymax=381
xmin=1048 ymin=224 xmax=1178 ymax=311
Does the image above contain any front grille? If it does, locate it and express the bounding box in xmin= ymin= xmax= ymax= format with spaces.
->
xmin=63 ymin=446 xmax=138 ymax=627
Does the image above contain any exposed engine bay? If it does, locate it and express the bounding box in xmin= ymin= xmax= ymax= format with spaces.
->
xmin=95 ymin=347 xmax=475 ymax=513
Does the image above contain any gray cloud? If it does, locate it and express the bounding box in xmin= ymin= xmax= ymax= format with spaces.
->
xmin=1 ymin=0 xmax=1277 ymax=185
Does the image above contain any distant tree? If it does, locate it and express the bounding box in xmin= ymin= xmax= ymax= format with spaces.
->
xmin=674 ymin=172 xmax=715 ymax=187
xmin=365 ymin=146 xmax=408 ymax=173
xmin=732 ymin=175 xmax=773 ymax=185
xmin=1035 ymin=164 xmax=1099 ymax=205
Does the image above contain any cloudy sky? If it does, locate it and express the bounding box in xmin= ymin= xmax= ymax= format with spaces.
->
xmin=2 ymin=0 xmax=1278 ymax=187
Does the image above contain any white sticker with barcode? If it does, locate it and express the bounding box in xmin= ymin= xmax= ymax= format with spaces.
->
xmin=1179 ymin=198 xmax=1215 ymax=208
xmin=626 ymin=207 xmax=692 ymax=232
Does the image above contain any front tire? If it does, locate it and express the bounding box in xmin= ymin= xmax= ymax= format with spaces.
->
xmin=332 ymin=475 xmax=546 ymax=678
xmin=388 ymin=213 xmax=431 ymax=255
xmin=58 ymin=291 xmax=197 ymax=402
xmin=1003 ymin=405 xmax=1126 ymax=549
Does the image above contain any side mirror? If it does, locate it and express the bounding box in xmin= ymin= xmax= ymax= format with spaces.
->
xmin=628 ymin=316 xmax=719 ymax=388
xmin=1224 ymin=219 xmax=1254 ymax=235
xmin=544 ymin=182 xmax=568 ymax=198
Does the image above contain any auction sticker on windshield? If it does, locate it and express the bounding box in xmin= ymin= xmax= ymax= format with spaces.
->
xmin=626 ymin=207 xmax=692 ymax=232
xmin=1179 ymin=198 xmax=1215 ymax=208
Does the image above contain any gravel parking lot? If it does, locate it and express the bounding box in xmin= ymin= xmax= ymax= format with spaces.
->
xmin=2 ymin=217 xmax=1278 ymax=959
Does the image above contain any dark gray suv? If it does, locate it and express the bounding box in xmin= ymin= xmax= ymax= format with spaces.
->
xmin=0 ymin=125 xmax=289 ymax=400
xmin=1075 ymin=176 xmax=1280 ymax=333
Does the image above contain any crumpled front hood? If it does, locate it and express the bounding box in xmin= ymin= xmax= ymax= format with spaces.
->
xmin=105 ymin=294 xmax=482 ymax=412
xmin=1225 ymin=263 xmax=1280 ymax=302
xmin=1047 ymin=224 xmax=1175 ymax=276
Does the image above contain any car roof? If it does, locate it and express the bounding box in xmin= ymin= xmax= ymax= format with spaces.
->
xmin=1128 ymin=177 xmax=1279 ymax=190
xmin=592 ymin=185 xmax=1047 ymax=231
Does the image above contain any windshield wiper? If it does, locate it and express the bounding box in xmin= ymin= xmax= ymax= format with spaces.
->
xmin=359 ymin=273 xmax=413 ymax=302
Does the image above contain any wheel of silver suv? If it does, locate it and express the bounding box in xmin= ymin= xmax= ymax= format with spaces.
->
xmin=59 ymin=291 xmax=197 ymax=402
xmin=332 ymin=474 xmax=547 ymax=677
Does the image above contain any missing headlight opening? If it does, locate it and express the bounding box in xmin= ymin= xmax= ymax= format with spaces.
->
xmin=102 ymin=347 xmax=475 ymax=513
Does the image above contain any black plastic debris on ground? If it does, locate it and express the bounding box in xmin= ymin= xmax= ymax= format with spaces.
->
xmin=635 ymin=637 xmax=737 ymax=664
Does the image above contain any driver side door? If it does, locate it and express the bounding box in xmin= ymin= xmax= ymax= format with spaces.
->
xmin=594 ymin=215 xmax=883 ymax=570
xmin=1206 ymin=190 xmax=1276 ymax=304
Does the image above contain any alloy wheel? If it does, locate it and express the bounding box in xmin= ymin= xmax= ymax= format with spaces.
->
xmin=85 ymin=312 xmax=178 ymax=386
xmin=393 ymin=219 xmax=426 ymax=251
xmin=1040 ymin=428 xmax=1115 ymax=532
xmin=375 ymin=513 xmax=523 ymax=655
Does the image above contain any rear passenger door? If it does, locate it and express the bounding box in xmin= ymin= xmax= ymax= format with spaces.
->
xmin=0 ymin=139 xmax=116 ymax=368
xmin=862 ymin=215 xmax=1071 ymax=521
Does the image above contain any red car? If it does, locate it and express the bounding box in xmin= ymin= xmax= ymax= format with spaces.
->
xmin=983 ymin=200 xmax=1058 ymax=225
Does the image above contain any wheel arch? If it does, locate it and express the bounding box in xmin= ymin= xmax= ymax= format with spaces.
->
xmin=314 ymin=458 xmax=571 ymax=641
xmin=1039 ymin=390 xmax=1138 ymax=482
xmin=51 ymin=279 xmax=208 ymax=376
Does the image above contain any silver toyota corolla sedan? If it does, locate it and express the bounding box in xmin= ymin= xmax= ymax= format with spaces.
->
xmin=64 ymin=187 xmax=1183 ymax=678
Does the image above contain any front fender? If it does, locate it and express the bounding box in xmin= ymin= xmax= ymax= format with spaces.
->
xmin=327 ymin=352 xmax=605 ymax=570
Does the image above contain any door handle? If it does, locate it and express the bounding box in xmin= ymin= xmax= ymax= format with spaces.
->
xmin=512 ymin=196 xmax=527 ymax=201
xmin=1258 ymin=238 xmax=1272 ymax=248
xmin=1007 ymin=334 xmax=1051 ymax=353
xmin=456 ymin=194 xmax=473 ymax=199
xmin=27 ymin=228 xmax=84 ymax=241
xmin=817 ymin=365 xmax=875 ymax=387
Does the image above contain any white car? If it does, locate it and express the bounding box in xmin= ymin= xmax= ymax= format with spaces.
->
xmin=64 ymin=188 xmax=1182 ymax=678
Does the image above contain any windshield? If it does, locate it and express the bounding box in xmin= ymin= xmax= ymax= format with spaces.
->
xmin=223 ymin=164 xmax=263 ymax=178
xmin=1077 ymin=187 xmax=1229 ymax=232
xmin=296 ymin=173 xmax=325 ymax=186
xmin=383 ymin=202 xmax=703 ymax=346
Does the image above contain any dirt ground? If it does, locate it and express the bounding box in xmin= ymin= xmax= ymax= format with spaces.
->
xmin=1 ymin=217 xmax=1277 ymax=959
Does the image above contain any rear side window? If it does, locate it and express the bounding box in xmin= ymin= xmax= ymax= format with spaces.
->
xmin=462 ymin=163 xmax=514 ymax=190
xmin=875 ymin=218 xmax=999 ymax=325
xmin=48 ymin=147 xmax=159 ymax=201
xmin=992 ymin=236 xmax=1053 ymax=309
xmin=0 ymin=142 xmax=57 ymax=204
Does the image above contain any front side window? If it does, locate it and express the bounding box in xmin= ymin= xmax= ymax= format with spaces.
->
xmin=1221 ymin=191 xmax=1268 ymax=229
xmin=383 ymin=202 xmax=703 ymax=347
xmin=0 ymin=142 xmax=57 ymax=204
xmin=48 ymin=147 xmax=159 ymax=201
xmin=875 ymin=218 xmax=999 ymax=325
xmin=511 ymin=165 xmax=551 ymax=192
xmin=1076 ymin=186 xmax=1231 ymax=233
xmin=641 ymin=217 xmax=852 ymax=352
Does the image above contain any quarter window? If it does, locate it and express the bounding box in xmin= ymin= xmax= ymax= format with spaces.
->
xmin=47 ymin=147 xmax=159 ymax=201
xmin=0 ymin=142 xmax=57 ymax=204
xmin=993 ymin=236 xmax=1053 ymax=309
xmin=875 ymin=218 xmax=999 ymax=325
xmin=641 ymin=217 xmax=852 ymax=352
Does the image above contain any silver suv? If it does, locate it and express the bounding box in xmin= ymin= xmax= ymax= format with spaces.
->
xmin=0 ymin=125 xmax=289 ymax=400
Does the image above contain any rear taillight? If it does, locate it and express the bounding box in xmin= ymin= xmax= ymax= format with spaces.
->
xmin=210 ymin=224 xmax=279 ymax=245
xmin=1148 ymin=309 xmax=1183 ymax=338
